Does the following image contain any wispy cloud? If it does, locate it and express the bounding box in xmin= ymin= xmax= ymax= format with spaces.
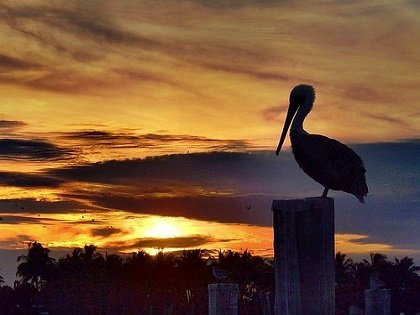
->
xmin=197 ymin=61 xmax=292 ymax=82
xmin=364 ymin=112 xmax=408 ymax=127
xmin=0 ymin=0 xmax=418 ymax=145
xmin=0 ymin=4 xmax=160 ymax=48
xmin=262 ymin=105 xmax=289 ymax=122
xmin=58 ymin=130 xmax=255 ymax=154
xmin=192 ymin=0 xmax=283 ymax=9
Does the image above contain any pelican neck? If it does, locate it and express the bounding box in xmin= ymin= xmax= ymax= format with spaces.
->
xmin=291 ymin=91 xmax=314 ymax=133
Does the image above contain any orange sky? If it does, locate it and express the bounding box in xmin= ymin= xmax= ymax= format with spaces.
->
xmin=1 ymin=0 xmax=419 ymax=149
xmin=0 ymin=0 xmax=420 ymax=284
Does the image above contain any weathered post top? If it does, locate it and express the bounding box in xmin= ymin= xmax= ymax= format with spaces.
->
xmin=272 ymin=197 xmax=334 ymax=212
xmin=272 ymin=197 xmax=335 ymax=315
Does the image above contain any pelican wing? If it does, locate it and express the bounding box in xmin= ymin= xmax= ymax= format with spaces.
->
xmin=291 ymin=130 xmax=368 ymax=200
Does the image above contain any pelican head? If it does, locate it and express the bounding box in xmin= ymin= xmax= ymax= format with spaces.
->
xmin=275 ymin=84 xmax=315 ymax=155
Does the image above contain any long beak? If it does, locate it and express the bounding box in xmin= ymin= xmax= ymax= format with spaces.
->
xmin=275 ymin=104 xmax=298 ymax=155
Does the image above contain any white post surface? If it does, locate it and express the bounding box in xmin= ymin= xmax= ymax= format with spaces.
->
xmin=208 ymin=283 xmax=239 ymax=315
xmin=364 ymin=278 xmax=391 ymax=315
xmin=272 ymin=197 xmax=335 ymax=315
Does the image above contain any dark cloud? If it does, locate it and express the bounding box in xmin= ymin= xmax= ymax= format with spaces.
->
xmin=134 ymin=235 xmax=230 ymax=248
xmin=62 ymin=192 xmax=273 ymax=226
xmin=0 ymin=171 xmax=64 ymax=188
xmin=0 ymin=140 xmax=417 ymax=251
xmin=335 ymin=196 xmax=420 ymax=250
xmin=45 ymin=140 xmax=420 ymax=252
xmin=0 ymin=53 xmax=42 ymax=70
xmin=48 ymin=151 xmax=315 ymax=201
xmin=0 ymin=235 xmax=32 ymax=247
xmin=0 ymin=139 xmax=73 ymax=161
xmin=0 ymin=120 xmax=27 ymax=129
xmin=0 ymin=198 xmax=87 ymax=214
xmin=61 ymin=130 xmax=139 ymax=142
xmin=107 ymin=235 xmax=232 ymax=251
xmin=48 ymin=140 xmax=420 ymax=200
xmin=0 ymin=215 xmax=57 ymax=225
xmin=90 ymin=227 xmax=122 ymax=237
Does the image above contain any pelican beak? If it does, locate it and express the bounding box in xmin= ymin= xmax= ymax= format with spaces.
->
xmin=276 ymin=104 xmax=298 ymax=155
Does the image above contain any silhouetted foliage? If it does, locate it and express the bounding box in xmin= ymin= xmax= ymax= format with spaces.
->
xmin=335 ymin=252 xmax=420 ymax=315
xmin=1 ymin=243 xmax=420 ymax=314
xmin=16 ymin=241 xmax=55 ymax=291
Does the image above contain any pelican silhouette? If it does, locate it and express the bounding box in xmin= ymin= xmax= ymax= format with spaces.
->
xmin=276 ymin=84 xmax=368 ymax=203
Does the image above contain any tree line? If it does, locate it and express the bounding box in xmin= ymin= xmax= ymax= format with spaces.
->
xmin=0 ymin=242 xmax=419 ymax=314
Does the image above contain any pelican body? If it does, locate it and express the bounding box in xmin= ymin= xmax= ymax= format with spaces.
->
xmin=276 ymin=84 xmax=368 ymax=203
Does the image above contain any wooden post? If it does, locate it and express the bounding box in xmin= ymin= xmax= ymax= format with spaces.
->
xmin=208 ymin=283 xmax=239 ymax=315
xmin=365 ymin=276 xmax=391 ymax=315
xmin=272 ymin=198 xmax=335 ymax=315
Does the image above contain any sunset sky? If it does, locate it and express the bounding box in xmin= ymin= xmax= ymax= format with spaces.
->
xmin=0 ymin=0 xmax=419 ymax=285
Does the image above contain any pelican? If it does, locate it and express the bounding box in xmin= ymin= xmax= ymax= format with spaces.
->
xmin=276 ymin=84 xmax=368 ymax=203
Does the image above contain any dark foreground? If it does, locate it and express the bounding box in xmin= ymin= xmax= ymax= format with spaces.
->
xmin=0 ymin=242 xmax=419 ymax=314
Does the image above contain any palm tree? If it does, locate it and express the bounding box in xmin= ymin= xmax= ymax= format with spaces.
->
xmin=16 ymin=242 xmax=55 ymax=290
xmin=363 ymin=252 xmax=392 ymax=286
xmin=391 ymin=257 xmax=420 ymax=288
xmin=335 ymin=252 xmax=354 ymax=285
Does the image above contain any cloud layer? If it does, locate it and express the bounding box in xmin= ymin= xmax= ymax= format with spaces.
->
xmin=0 ymin=140 xmax=418 ymax=252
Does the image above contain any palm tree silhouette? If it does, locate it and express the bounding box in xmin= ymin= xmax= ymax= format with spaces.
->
xmin=335 ymin=252 xmax=354 ymax=284
xmin=363 ymin=252 xmax=392 ymax=287
xmin=391 ymin=257 xmax=420 ymax=289
xmin=16 ymin=242 xmax=55 ymax=290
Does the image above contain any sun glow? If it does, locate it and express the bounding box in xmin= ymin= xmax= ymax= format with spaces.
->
xmin=144 ymin=219 xmax=182 ymax=239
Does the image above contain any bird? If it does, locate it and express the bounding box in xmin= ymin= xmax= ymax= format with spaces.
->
xmin=275 ymin=84 xmax=368 ymax=203
xmin=212 ymin=265 xmax=230 ymax=282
